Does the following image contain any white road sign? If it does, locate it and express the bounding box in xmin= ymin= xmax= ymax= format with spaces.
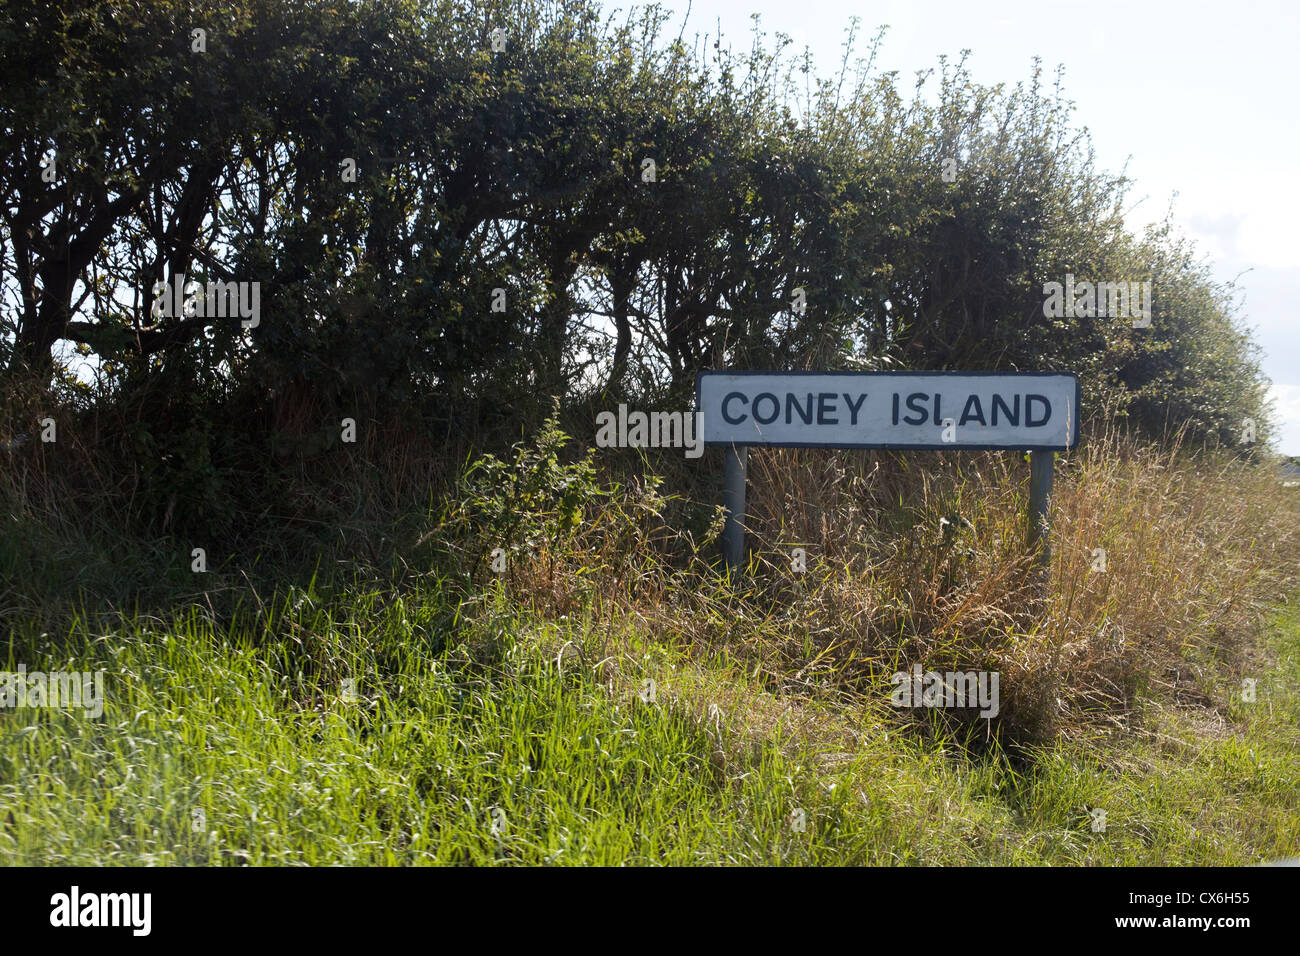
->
xmin=697 ymin=371 xmax=1080 ymax=450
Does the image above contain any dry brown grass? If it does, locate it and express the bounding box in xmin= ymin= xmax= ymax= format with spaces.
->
xmin=491 ymin=424 xmax=1300 ymax=746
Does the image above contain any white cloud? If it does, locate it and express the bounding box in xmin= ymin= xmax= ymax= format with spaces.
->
xmin=1129 ymin=162 xmax=1300 ymax=271
xmin=1267 ymin=383 xmax=1300 ymax=456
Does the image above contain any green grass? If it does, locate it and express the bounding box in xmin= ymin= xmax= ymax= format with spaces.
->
xmin=2 ymin=581 xmax=1297 ymax=865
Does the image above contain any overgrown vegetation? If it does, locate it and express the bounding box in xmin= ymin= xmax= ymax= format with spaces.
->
xmin=2 ymin=410 xmax=1298 ymax=863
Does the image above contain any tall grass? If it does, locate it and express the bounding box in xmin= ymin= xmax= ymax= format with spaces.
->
xmin=2 ymin=404 xmax=1298 ymax=864
xmin=449 ymin=420 xmax=1300 ymax=746
xmin=4 ymin=587 xmax=1298 ymax=865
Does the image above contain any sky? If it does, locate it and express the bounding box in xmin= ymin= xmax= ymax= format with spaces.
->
xmin=615 ymin=0 xmax=1300 ymax=454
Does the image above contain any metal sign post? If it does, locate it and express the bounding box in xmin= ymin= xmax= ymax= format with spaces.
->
xmin=1027 ymin=450 xmax=1055 ymax=573
xmin=698 ymin=371 xmax=1080 ymax=576
xmin=722 ymin=444 xmax=747 ymax=575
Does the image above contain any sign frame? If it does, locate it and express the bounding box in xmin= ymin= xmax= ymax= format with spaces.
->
xmin=696 ymin=369 xmax=1079 ymax=577
xmin=695 ymin=369 xmax=1081 ymax=452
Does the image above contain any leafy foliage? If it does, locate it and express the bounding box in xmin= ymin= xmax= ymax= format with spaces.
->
xmin=447 ymin=405 xmax=607 ymax=571
xmin=0 ymin=0 xmax=1278 ymax=456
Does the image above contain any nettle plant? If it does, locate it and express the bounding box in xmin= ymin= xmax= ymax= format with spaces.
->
xmin=449 ymin=409 xmax=606 ymax=575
